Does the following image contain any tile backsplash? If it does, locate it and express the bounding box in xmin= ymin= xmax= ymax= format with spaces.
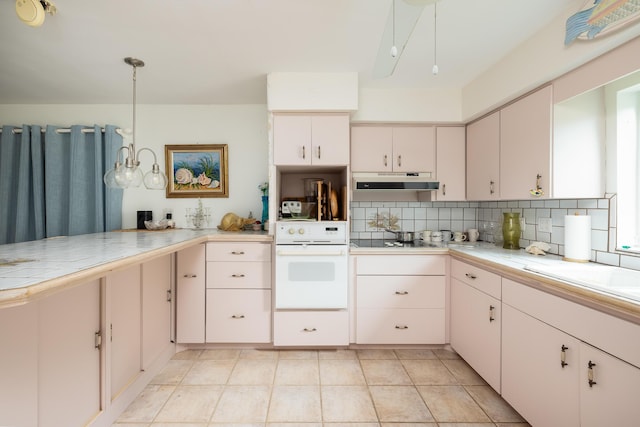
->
xmin=350 ymin=195 xmax=640 ymax=271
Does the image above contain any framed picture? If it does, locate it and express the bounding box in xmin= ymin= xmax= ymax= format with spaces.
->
xmin=165 ymin=144 xmax=229 ymax=198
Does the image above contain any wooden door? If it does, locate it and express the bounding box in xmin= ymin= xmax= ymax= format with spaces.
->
xmin=350 ymin=125 xmax=393 ymax=172
xmin=466 ymin=111 xmax=500 ymax=200
xmin=435 ymin=126 xmax=466 ymax=200
xmin=500 ymin=85 xmax=552 ymax=200
xmin=392 ymin=126 xmax=436 ymax=172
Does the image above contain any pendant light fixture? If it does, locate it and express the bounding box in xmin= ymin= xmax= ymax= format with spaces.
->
xmin=390 ymin=0 xmax=398 ymax=57
xmin=432 ymin=2 xmax=439 ymax=75
xmin=104 ymin=57 xmax=167 ymax=190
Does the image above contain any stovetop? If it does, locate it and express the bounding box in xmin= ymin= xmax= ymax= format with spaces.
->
xmin=350 ymin=239 xmax=443 ymax=249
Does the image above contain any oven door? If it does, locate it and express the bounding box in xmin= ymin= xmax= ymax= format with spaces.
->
xmin=275 ymin=244 xmax=348 ymax=309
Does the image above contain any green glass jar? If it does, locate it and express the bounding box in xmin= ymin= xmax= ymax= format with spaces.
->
xmin=502 ymin=212 xmax=521 ymax=250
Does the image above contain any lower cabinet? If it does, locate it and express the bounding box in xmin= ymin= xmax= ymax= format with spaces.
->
xmin=355 ymin=255 xmax=446 ymax=344
xmin=176 ymin=243 xmax=206 ymax=343
xmin=502 ymin=277 xmax=640 ymax=427
xmin=502 ymin=303 xmax=580 ymax=427
xmin=273 ymin=310 xmax=349 ymax=346
xmin=141 ymin=254 xmax=172 ymax=369
xmin=206 ymin=289 xmax=271 ymax=343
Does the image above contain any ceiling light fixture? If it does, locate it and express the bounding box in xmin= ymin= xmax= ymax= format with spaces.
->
xmin=103 ymin=57 xmax=167 ymax=190
xmin=15 ymin=0 xmax=56 ymax=27
xmin=432 ymin=2 xmax=439 ymax=75
xmin=390 ymin=0 xmax=398 ymax=58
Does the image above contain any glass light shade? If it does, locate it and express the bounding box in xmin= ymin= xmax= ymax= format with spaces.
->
xmin=144 ymin=169 xmax=168 ymax=190
xmin=103 ymin=168 xmax=119 ymax=188
xmin=115 ymin=164 xmax=143 ymax=188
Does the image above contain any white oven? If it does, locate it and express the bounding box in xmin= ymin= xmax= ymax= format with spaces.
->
xmin=275 ymin=221 xmax=348 ymax=309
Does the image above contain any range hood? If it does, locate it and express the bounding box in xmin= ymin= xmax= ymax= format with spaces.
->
xmin=353 ymin=172 xmax=439 ymax=191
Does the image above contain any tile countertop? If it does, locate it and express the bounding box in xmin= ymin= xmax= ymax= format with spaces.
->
xmin=352 ymin=241 xmax=640 ymax=325
xmin=0 ymin=229 xmax=272 ymax=308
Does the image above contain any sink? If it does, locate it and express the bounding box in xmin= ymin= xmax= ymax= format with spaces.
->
xmin=524 ymin=263 xmax=640 ymax=302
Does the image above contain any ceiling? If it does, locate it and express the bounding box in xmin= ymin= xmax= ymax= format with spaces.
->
xmin=0 ymin=0 xmax=578 ymax=105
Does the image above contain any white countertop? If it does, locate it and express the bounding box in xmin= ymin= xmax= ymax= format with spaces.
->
xmin=0 ymin=229 xmax=272 ymax=307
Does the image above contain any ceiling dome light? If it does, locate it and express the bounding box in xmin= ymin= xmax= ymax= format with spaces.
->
xmin=15 ymin=0 xmax=56 ymax=27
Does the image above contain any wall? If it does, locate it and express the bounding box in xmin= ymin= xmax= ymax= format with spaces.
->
xmin=0 ymin=104 xmax=269 ymax=229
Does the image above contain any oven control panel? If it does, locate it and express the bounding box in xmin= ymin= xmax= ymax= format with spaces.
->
xmin=275 ymin=221 xmax=347 ymax=244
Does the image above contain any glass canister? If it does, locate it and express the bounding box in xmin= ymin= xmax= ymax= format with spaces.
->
xmin=502 ymin=212 xmax=521 ymax=250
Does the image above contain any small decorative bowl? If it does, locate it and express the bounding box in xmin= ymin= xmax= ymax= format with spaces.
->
xmin=144 ymin=219 xmax=169 ymax=230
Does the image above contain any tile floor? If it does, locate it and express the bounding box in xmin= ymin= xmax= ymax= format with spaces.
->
xmin=113 ymin=347 xmax=530 ymax=427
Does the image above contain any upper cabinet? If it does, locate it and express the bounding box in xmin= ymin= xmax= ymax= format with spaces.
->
xmin=435 ymin=126 xmax=466 ymax=201
xmin=500 ymin=85 xmax=552 ymax=200
xmin=466 ymin=111 xmax=500 ymax=200
xmin=351 ymin=125 xmax=435 ymax=173
xmin=273 ymin=113 xmax=350 ymax=166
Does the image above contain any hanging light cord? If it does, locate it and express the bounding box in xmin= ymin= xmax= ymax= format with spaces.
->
xmin=432 ymin=2 xmax=439 ymax=75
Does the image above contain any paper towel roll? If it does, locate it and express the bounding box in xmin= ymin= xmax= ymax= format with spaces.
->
xmin=563 ymin=215 xmax=591 ymax=262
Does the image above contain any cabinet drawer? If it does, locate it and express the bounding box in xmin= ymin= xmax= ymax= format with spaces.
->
xmin=451 ymin=258 xmax=501 ymax=299
xmin=205 ymin=289 xmax=271 ymax=343
xmin=357 ymin=276 xmax=445 ymax=309
xmin=357 ymin=255 xmax=446 ymax=275
xmin=356 ymin=308 xmax=445 ymax=344
xmin=206 ymin=242 xmax=271 ymax=262
xmin=206 ymin=261 xmax=271 ymax=289
xmin=273 ymin=311 xmax=349 ymax=346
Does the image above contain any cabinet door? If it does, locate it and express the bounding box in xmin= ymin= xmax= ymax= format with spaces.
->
xmin=392 ymin=126 xmax=436 ymax=172
xmin=311 ymin=114 xmax=349 ymax=165
xmin=500 ymin=85 xmax=552 ymax=200
xmin=450 ymin=278 xmax=502 ymax=391
xmin=273 ymin=114 xmax=312 ymax=165
xmin=109 ymin=265 xmax=142 ymax=400
xmin=580 ymin=342 xmax=640 ymax=427
xmin=350 ymin=126 xmax=393 ymax=172
xmin=466 ymin=111 xmax=500 ymax=200
xmin=502 ymin=303 xmax=580 ymax=427
xmin=176 ymin=244 xmax=206 ymax=343
xmin=435 ymin=126 xmax=466 ymax=201
xmin=206 ymin=289 xmax=271 ymax=343
xmin=38 ymin=280 xmax=102 ymax=427
xmin=142 ymin=254 xmax=172 ymax=369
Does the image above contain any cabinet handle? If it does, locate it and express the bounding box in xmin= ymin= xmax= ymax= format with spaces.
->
xmin=303 ymin=327 xmax=317 ymax=332
xmin=395 ymin=325 xmax=409 ymax=329
xmin=94 ymin=331 xmax=102 ymax=350
xmin=588 ymin=361 xmax=597 ymax=387
xmin=231 ymin=251 xmax=245 ymax=255
xmin=231 ymin=314 xmax=245 ymax=319
xmin=317 ymin=146 xmax=321 ymax=159
xmin=561 ymin=345 xmax=569 ymax=368
xmin=490 ymin=180 xmax=495 ymax=195
xmin=384 ymin=154 xmax=388 ymax=167
xmin=231 ymin=274 xmax=246 ymax=278
xmin=166 ymin=290 xmax=172 ymax=302
xmin=489 ymin=305 xmax=496 ymax=322
xmin=397 ymin=155 xmax=402 ymax=167
xmin=395 ymin=291 xmax=409 ymax=295
xmin=442 ymin=183 xmax=446 ymax=196
xmin=465 ymin=273 xmax=477 ymax=279
xmin=302 ymin=145 xmax=306 ymax=160
xmin=183 ymin=274 xmax=197 ymax=278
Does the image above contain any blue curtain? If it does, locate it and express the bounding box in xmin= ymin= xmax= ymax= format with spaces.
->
xmin=0 ymin=124 xmax=123 ymax=244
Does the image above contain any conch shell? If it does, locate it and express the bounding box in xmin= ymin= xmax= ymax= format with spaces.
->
xmin=217 ymin=212 xmax=256 ymax=231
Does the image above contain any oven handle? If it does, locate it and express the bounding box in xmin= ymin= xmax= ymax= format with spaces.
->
xmin=276 ymin=249 xmax=346 ymax=257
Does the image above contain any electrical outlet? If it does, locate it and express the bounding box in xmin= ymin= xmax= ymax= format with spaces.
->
xmin=538 ymin=217 xmax=552 ymax=233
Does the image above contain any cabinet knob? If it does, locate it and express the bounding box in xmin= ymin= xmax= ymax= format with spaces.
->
xmin=317 ymin=146 xmax=321 ymax=159
xmin=395 ymin=291 xmax=409 ymax=295
xmin=489 ymin=305 xmax=496 ymax=322
xmin=231 ymin=251 xmax=245 ymax=255
xmin=383 ymin=154 xmax=388 ymax=167
xmin=490 ymin=180 xmax=495 ymax=195
xmin=183 ymin=274 xmax=197 ymax=278
xmin=397 ymin=155 xmax=402 ymax=167
xmin=442 ymin=183 xmax=446 ymax=196
xmin=303 ymin=327 xmax=317 ymax=332
xmin=231 ymin=314 xmax=245 ymax=319
xmin=302 ymin=145 xmax=306 ymax=160
xmin=465 ymin=273 xmax=477 ymax=279
xmin=231 ymin=274 xmax=246 ymax=278
xmin=395 ymin=325 xmax=409 ymax=329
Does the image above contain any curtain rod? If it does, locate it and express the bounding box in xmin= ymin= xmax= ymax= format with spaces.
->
xmin=0 ymin=127 xmax=122 ymax=134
